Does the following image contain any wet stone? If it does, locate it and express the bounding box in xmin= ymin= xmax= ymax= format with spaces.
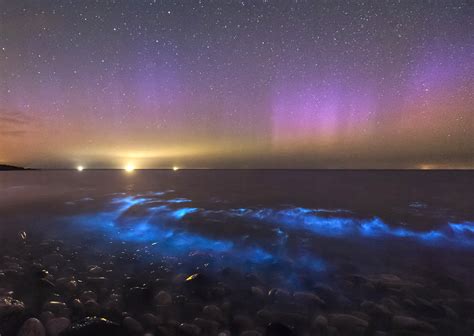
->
xmin=329 ymin=314 xmax=368 ymax=334
xmin=203 ymin=304 xmax=225 ymax=323
xmin=123 ymin=316 xmax=144 ymax=335
xmin=46 ymin=317 xmax=71 ymax=336
xmin=155 ymin=290 xmax=172 ymax=305
xmin=17 ymin=318 xmax=46 ymax=336
xmin=61 ymin=317 xmax=122 ymax=336
xmin=193 ymin=317 xmax=219 ymax=334
xmin=84 ymin=299 xmax=101 ymax=316
xmin=43 ymin=301 xmax=67 ymax=314
xmin=179 ymin=322 xmax=201 ymax=335
xmin=391 ymin=315 xmax=436 ymax=333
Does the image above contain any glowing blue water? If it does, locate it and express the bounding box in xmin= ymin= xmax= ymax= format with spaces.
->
xmin=66 ymin=192 xmax=473 ymax=278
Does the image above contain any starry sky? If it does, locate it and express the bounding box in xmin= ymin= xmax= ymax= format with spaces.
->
xmin=0 ymin=0 xmax=473 ymax=169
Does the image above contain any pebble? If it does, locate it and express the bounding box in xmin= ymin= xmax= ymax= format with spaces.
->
xmin=84 ymin=299 xmax=101 ymax=316
xmin=154 ymin=290 xmax=172 ymax=305
xmin=46 ymin=317 xmax=70 ymax=336
xmin=43 ymin=301 xmax=67 ymax=314
xmin=17 ymin=318 xmax=46 ymax=336
xmin=61 ymin=317 xmax=121 ymax=336
xmin=329 ymin=314 xmax=368 ymax=333
xmin=203 ymin=304 xmax=225 ymax=323
xmin=391 ymin=315 xmax=436 ymax=333
xmin=123 ymin=316 xmax=144 ymax=335
xmin=179 ymin=322 xmax=201 ymax=335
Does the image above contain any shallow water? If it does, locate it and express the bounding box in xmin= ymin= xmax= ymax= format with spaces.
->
xmin=0 ymin=170 xmax=473 ymax=335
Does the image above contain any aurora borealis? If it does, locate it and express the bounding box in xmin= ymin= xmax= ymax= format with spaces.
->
xmin=0 ymin=0 xmax=473 ymax=169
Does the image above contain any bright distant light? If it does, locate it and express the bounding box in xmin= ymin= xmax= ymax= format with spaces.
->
xmin=77 ymin=166 xmax=84 ymax=172
xmin=173 ymin=166 xmax=179 ymax=171
xmin=125 ymin=164 xmax=135 ymax=172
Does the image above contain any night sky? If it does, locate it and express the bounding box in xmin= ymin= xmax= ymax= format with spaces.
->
xmin=1 ymin=0 xmax=473 ymax=169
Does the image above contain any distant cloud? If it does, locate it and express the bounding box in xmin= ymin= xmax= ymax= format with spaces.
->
xmin=0 ymin=109 xmax=30 ymax=137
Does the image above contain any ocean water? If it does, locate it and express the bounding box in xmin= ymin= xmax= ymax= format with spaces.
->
xmin=1 ymin=170 xmax=474 ymax=335
xmin=1 ymin=170 xmax=473 ymax=287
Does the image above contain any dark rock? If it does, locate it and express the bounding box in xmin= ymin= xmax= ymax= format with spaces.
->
xmin=292 ymin=292 xmax=325 ymax=306
xmin=17 ymin=317 xmax=46 ymax=336
xmin=178 ymin=322 xmax=201 ymax=335
xmin=84 ymin=299 xmax=101 ymax=316
xmin=391 ymin=315 xmax=436 ymax=333
xmin=193 ymin=317 xmax=219 ymax=335
xmin=329 ymin=314 xmax=368 ymax=335
xmin=123 ymin=316 xmax=144 ymax=335
xmin=266 ymin=322 xmax=294 ymax=336
xmin=45 ymin=317 xmax=70 ymax=336
xmin=268 ymin=288 xmax=291 ymax=303
xmin=154 ymin=290 xmax=172 ymax=305
xmin=61 ymin=317 xmax=123 ymax=336
xmin=43 ymin=301 xmax=67 ymax=315
xmin=203 ymin=304 xmax=225 ymax=323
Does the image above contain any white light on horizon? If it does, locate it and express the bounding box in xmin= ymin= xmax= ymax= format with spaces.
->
xmin=173 ymin=166 xmax=179 ymax=171
xmin=77 ymin=166 xmax=84 ymax=172
xmin=125 ymin=164 xmax=135 ymax=172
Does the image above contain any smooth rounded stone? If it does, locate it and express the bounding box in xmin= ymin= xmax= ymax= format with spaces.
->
xmin=80 ymin=291 xmax=97 ymax=302
xmin=311 ymin=315 xmax=328 ymax=330
xmin=256 ymin=309 xmax=273 ymax=324
xmin=71 ymin=299 xmax=84 ymax=315
xmin=250 ymin=286 xmax=265 ymax=300
xmin=154 ymin=290 xmax=172 ymax=305
xmin=240 ymin=331 xmax=262 ymax=336
xmin=193 ymin=317 xmax=219 ymax=334
xmin=266 ymin=322 xmax=294 ymax=336
xmin=329 ymin=314 xmax=368 ymax=333
xmin=360 ymin=301 xmax=391 ymax=317
xmin=43 ymin=301 xmax=67 ymax=314
xmin=232 ymin=315 xmax=254 ymax=333
xmin=391 ymin=315 xmax=436 ymax=333
xmin=61 ymin=317 xmax=122 ymax=336
xmin=351 ymin=311 xmax=370 ymax=322
xmin=46 ymin=317 xmax=71 ymax=336
xmin=62 ymin=280 xmax=78 ymax=293
xmin=203 ymin=305 xmax=225 ymax=323
xmin=179 ymin=322 xmax=201 ymax=335
xmin=84 ymin=299 xmax=101 ymax=316
xmin=442 ymin=305 xmax=458 ymax=320
xmin=268 ymin=289 xmax=291 ymax=303
xmin=217 ymin=330 xmax=231 ymax=336
xmin=292 ymin=292 xmax=325 ymax=306
xmin=88 ymin=266 xmax=103 ymax=275
xmin=140 ymin=313 xmax=162 ymax=331
xmin=17 ymin=318 xmax=46 ymax=336
xmin=123 ymin=316 xmax=144 ymax=335
xmin=40 ymin=311 xmax=55 ymax=325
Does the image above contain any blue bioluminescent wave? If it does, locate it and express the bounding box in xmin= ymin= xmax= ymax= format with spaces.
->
xmin=67 ymin=195 xmax=323 ymax=270
xmin=67 ymin=193 xmax=473 ymax=276
xmin=224 ymin=207 xmax=474 ymax=246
